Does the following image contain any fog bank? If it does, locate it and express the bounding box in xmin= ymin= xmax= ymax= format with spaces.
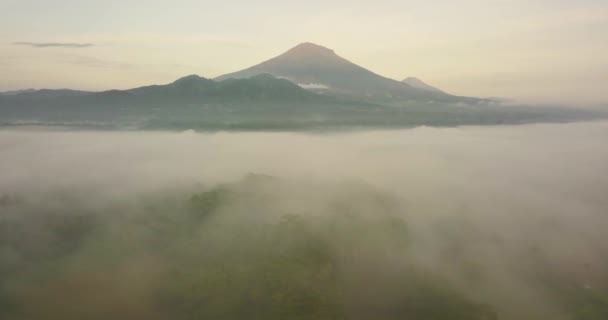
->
xmin=1 ymin=122 xmax=608 ymax=319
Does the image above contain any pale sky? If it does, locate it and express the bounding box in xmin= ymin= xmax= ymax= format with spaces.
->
xmin=1 ymin=0 xmax=607 ymax=105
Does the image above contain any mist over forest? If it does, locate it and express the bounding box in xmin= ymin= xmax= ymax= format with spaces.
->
xmin=1 ymin=122 xmax=608 ymax=320
xmin=3 ymin=1 xmax=607 ymax=319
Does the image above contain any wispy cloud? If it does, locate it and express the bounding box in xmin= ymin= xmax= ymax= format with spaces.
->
xmin=13 ymin=42 xmax=94 ymax=48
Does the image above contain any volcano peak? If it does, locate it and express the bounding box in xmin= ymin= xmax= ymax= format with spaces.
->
xmin=282 ymin=42 xmax=336 ymax=57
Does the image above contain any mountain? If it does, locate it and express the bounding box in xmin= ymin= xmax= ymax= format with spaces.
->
xmin=0 ymin=89 xmax=37 ymax=96
xmin=402 ymin=77 xmax=445 ymax=94
xmin=216 ymin=42 xmax=469 ymax=102
xmin=1 ymin=43 xmax=604 ymax=130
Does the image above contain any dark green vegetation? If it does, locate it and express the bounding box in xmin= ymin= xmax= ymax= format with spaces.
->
xmin=1 ymin=175 xmax=607 ymax=319
xmin=0 ymin=175 xmax=497 ymax=320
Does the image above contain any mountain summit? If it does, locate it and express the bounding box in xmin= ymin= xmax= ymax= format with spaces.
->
xmin=216 ymin=42 xmax=461 ymax=102
xmin=282 ymin=42 xmax=337 ymax=58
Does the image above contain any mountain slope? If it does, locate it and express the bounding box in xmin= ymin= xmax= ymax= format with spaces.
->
xmin=125 ymin=73 xmax=323 ymax=104
xmin=216 ymin=42 xmax=465 ymax=102
xmin=0 ymin=74 xmax=322 ymax=106
xmin=402 ymin=77 xmax=445 ymax=94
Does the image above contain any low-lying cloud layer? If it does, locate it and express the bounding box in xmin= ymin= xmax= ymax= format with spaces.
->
xmin=1 ymin=122 xmax=608 ymax=319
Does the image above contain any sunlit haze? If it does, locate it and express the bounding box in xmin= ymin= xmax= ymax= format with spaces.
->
xmin=1 ymin=0 xmax=607 ymax=105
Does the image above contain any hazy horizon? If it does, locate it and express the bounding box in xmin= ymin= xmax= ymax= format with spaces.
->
xmin=1 ymin=0 xmax=607 ymax=106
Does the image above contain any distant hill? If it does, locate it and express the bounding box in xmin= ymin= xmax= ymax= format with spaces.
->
xmin=216 ymin=43 xmax=474 ymax=103
xmin=0 ymin=74 xmax=323 ymax=105
xmin=402 ymin=77 xmax=445 ymax=94
xmin=126 ymin=73 xmax=321 ymax=103
xmin=0 ymin=89 xmax=37 ymax=96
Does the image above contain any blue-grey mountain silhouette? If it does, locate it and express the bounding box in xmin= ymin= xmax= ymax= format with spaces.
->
xmin=217 ymin=42 xmax=466 ymax=102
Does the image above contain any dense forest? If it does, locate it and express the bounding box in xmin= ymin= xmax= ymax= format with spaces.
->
xmin=1 ymin=175 xmax=607 ymax=319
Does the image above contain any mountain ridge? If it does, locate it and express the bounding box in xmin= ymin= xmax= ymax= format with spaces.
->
xmin=0 ymin=69 xmax=602 ymax=130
